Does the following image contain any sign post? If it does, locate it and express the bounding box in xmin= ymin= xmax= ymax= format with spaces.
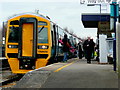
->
xmin=110 ymin=1 xmax=119 ymax=71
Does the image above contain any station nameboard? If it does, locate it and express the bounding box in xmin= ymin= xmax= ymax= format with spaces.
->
xmin=80 ymin=0 xmax=113 ymax=4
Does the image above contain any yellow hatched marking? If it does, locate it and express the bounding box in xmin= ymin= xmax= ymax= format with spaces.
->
xmin=54 ymin=61 xmax=74 ymax=72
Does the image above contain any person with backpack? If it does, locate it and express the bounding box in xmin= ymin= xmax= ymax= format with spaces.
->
xmin=62 ymin=34 xmax=71 ymax=62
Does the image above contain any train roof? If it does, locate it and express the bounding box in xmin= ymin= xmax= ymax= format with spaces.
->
xmin=8 ymin=12 xmax=50 ymax=20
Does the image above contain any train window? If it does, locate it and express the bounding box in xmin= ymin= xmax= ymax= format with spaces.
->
xmin=10 ymin=20 xmax=19 ymax=25
xmin=58 ymin=27 xmax=63 ymax=36
xmin=38 ymin=21 xmax=47 ymax=26
xmin=8 ymin=27 xmax=19 ymax=43
xmin=38 ymin=27 xmax=48 ymax=43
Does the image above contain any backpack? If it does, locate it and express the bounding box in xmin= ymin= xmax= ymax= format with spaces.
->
xmin=66 ymin=42 xmax=71 ymax=48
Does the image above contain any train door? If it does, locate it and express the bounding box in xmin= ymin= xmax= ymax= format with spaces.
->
xmin=54 ymin=25 xmax=59 ymax=58
xmin=18 ymin=17 xmax=37 ymax=69
xmin=22 ymin=23 xmax=33 ymax=56
xmin=53 ymin=25 xmax=57 ymax=57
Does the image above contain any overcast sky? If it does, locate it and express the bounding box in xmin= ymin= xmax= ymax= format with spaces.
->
xmin=0 ymin=0 xmax=111 ymax=42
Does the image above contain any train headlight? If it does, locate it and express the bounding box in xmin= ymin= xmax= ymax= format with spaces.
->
xmin=8 ymin=45 xmax=18 ymax=48
xmin=25 ymin=65 xmax=28 ymax=67
xmin=38 ymin=45 xmax=48 ymax=49
xmin=42 ymin=45 xmax=47 ymax=49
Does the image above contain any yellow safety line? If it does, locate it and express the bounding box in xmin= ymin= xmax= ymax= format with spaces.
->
xmin=54 ymin=61 xmax=75 ymax=72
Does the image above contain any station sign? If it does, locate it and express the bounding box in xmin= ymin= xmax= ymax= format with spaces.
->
xmin=80 ymin=0 xmax=112 ymax=4
xmin=110 ymin=3 xmax=119 ymax=17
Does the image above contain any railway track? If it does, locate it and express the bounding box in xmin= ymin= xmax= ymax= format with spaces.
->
xmin=0 ymin=68 xmax=24 ymax=88
xmin=0 ymin=67 xmax=10 ymax=71
xmin=0 ymin=74 xmax=23 ymax=87
xmin=0 ymin=57 xmax=10 ymax=71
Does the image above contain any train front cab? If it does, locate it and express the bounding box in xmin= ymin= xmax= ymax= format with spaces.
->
xmin=5 ymin=14 xmax=52 ymax=74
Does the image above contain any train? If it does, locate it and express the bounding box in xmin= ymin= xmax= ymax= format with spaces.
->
xmin=5 ymin=12 xmax=79 ymax=74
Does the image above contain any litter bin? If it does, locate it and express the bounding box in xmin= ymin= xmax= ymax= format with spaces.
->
xmin=107 ymin=54 xmax=113 ymax=64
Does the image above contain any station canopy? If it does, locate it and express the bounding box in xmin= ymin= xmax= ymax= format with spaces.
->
xmin=81 ymin=13 xmax=110 ymax=28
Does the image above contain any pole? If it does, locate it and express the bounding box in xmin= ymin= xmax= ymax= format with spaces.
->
xmin=110 ymin=1 xmax=118 ymax=71
xmin=100 ymin=4 xmax=101 ymax=14
xmin=113 ymin=15 xmax=116 ymax=71
xmin=113 ymin=2 xmax=117 ymax=71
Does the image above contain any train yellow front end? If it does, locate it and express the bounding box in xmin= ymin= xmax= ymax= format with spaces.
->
xmin=5 ymin=13 xmax=52 ymax=74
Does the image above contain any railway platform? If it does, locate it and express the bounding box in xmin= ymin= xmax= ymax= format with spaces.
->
xmin=12 ymin=58 xmax=118 ymax=89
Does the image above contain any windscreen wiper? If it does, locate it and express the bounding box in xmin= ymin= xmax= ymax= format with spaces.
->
xmin=38 ymin=26 xmax=44 ymax=33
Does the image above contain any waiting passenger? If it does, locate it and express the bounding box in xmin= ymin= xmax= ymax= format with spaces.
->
xmin=58 ymin=38 xmax=63 ymax=45
xmin=78 ymin=41 xmax=83 ymax=59
xmin=83 ymin=37 xmax=95 ymax=64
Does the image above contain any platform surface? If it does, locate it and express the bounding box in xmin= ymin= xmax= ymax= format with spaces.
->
xmin=13 ymin=58 xmax=118 ymax=89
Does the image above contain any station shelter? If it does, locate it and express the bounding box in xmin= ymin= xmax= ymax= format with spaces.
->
xmin=81 ymin=13 xmax=114 ymax=64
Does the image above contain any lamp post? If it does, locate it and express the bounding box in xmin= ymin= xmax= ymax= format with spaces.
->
xmin=87 ymin=4 xmax=102 ymax=38
xmin=87 ymin=4 xmax=102 ymax=40
xmin=87 ymin=4 xmax=102 ymax=63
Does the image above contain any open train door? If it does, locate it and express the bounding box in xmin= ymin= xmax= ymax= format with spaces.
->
xmin=18 ymin=18 xmax=37 ymax=69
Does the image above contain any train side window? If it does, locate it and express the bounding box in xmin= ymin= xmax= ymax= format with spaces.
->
xmin=38 ymin=21 xmax=47 ymax=26
xmin=8 ymin=27 xmax=19 ymax=43
xmin=58 ymin=27 xmax=63 ymax=37
xmin=10 ymin=20 xmax=19 ymax=25
xmin=38 ymin=27 xmax=48 ymax=43
xmin=51 ymin=31 xmax=54 ymax=46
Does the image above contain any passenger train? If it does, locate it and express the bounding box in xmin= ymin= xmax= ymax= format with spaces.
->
xmin=5 ymin=12 xmax=79 ymax=74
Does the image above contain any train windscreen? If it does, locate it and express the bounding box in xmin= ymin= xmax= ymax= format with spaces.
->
xmin=8 ymin=26 xmax=19 ymax=43
xmin=38 ymin=27 xmax=48 ymax=43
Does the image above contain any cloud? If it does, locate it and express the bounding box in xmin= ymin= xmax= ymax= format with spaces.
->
xmin=0 ymin=1 xmax=98 ymax=41
xmin=0 ymin=0 xmax=79 ymax=2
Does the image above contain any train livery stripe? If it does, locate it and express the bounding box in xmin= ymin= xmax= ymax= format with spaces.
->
xmin=54 ymin=61 xmax=74 ymax=72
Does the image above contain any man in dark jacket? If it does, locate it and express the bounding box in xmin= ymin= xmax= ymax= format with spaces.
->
xmin=83 ymin=37 xmax=95 ymax=63
xmin=62 ymin=34 xmax=71 ymax=62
